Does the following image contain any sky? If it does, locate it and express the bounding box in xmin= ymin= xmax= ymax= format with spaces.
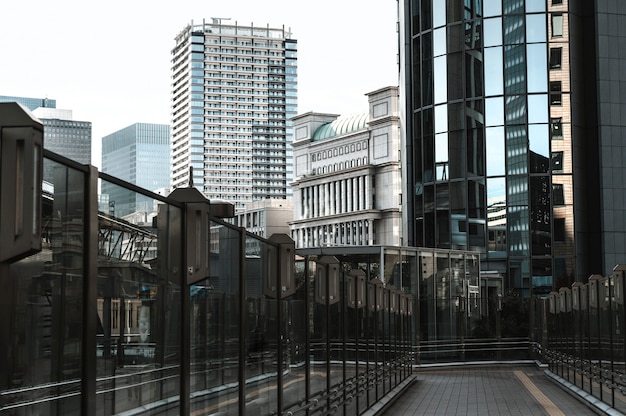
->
xmin=0 ymin=1 xmax=399 ymax=169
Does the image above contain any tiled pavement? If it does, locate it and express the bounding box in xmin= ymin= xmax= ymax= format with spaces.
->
xmin=380 ymin=364 xmax=609 ymax=416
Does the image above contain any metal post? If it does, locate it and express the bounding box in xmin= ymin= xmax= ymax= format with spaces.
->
xmin=82 ymin=166 xmax=98 ymax=415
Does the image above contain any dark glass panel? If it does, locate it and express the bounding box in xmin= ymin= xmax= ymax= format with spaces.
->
xmin=421 ymin=0 xmax=432 ymax=31
xmin=436 ymin=209 xmax=451 ymax=248
xmin=466 ymin=118 xmax=485 ymax=176
xmin=550 ymin=48 xmax=562 ymax=69
xmin=448 ymin=53 xmax=464 ymax=101
xmin=504 ymin=15 xmax=525 ymax=45
xmin=554 ymin=218 xmax=565 ymax=242
xmin=422 ymin=31 xmax=433 ymax=60
xmin=465 ymin=19 xmax=482 ymax=49
xmin=448 ymin=23 xmax=465 ymax=53
xmin=448 ymin=130 xmax=466 ymax=179
xmin=466 ymin=53 xmax=484 ymax=98
xmin=467 ymin=179 xmax=486 ymax=219
xmin=424 ymin=186 xmax=436 ymax=246
xmin=552 ymin=183 xmax=564 ymax=205
xmin=412 ymin=40 xmax=422 ymax=108
xmin=413 ymin=111 xmax=423 ymax=182
xmin=412 ymin=0 xmax=421 ymax=35
xmin=551 ymin=151 xmax=563 ymax=172
xmin=530 ymin=175 xmax=551 ymax=255
xmin=423 ymin=58 xmax=434 ymax=106
xmin=531 ymin=259 xmax=552 ymax=295
xmin=450 ymin=180 xmax=467 ymax=211
xmin=447 ymin=0 xmax=464 ymax=23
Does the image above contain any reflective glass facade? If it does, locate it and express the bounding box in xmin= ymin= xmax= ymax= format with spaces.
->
xmin=101 ymin=123 xmax=171 ymax=217
xmin=400 ymin=0 xmax=623 ymax=295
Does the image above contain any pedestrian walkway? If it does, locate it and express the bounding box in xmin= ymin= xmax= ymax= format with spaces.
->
xmin=381 ymin=364 xmax=608 ymax=416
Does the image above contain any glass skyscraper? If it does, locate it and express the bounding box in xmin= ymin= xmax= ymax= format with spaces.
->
xmin=170 ymin=19 xmax=297 ymax=212
xmin=101 ymin=123 xmax=171 ymax=217
xmin=401 ymin=0 xmax=626 ymax=295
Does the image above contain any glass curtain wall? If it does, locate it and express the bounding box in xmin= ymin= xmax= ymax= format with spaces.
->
xmin=407 ymin=0 xmax=575 ymax=296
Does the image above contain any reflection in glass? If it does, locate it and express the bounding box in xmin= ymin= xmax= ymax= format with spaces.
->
xmin=529 ymin=123 xmax=550 ymax=158
xmin=486 ymin=127 xmax=505 ymax=176
xmin=505 ymin=95 xmax=527 ymax=125
xmin=433 ymin=0 xmax=446 ymax=28
xmin=526 ymin=0 xmax=546 ymax=12
xmin=526 ymin=14 xmax=547 ymax=43
xmin=485 ymin=97 xmax=505 ymax=126
xmin=433 ymin=27 xmax=447 ymax=57
xmin=434 ymin=56 xmax=448 ymax=104
xmin=484 ymin=47 xmax=504 ymax=96
xmin=528 ymin=94 xmax=548 ymax=123
xmin=483 ymin=18 xmax=502 ymax=48
xmin=487 ymin=176 xmax=507 ymax=255
xmin=527 ymin=44 xmax=548 ymax=93
xmin=504 ymin=45 xmax=526 ymax=95
xmin=484 ymin=0 xmax=502 ymax=17
xmin=504 ymin=15 xmax=525 ymax=45
xmin=435 ymin=133 xmax=448 ymax=181
xmin=435 ymin=104 xmax=448 ymax=133
xmin=506 ymin=125 xmax=528 ymax=175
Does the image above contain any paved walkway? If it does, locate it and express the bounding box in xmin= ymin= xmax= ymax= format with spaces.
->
xmin=381 ymin=364 xmax=605 ymax=416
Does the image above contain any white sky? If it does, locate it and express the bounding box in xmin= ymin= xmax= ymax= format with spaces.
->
xmin=0 ymin=0 xmax=399 ymax=168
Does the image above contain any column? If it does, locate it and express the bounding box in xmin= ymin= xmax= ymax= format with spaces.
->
xmin=359 ymin=176 xmax=365 ymax=211
xmin=347 ymin=178 xmax=353 ymax=212
xmin=364 ymin=175 xmax=374 ymax=209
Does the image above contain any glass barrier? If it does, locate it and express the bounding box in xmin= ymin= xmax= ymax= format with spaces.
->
xmin=1 ymin=158 xmax=86 ymax=415
xmin=95 ymin=178 xmax=182 ymax=415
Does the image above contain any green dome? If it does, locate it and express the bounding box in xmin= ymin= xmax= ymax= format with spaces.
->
xmin=312 ymin=113 xmax=368 ymax=141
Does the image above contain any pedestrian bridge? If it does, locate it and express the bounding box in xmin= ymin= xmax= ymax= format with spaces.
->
xmin=1 ymin=104 xmax=625 ymax=415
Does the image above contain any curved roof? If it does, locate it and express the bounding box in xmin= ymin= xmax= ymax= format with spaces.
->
xmin=312 ymin=113 xmax=368 ymax=141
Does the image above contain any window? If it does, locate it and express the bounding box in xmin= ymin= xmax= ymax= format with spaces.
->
xmin=549 ymin=48 xmax=562 ymax=69
xmin=554 ymin=218 xmax=565 ymax=242
xmin=550 ymin=81 xmax=562 ymax=105
xmin=550 ymin=118 xmax=563 ymax=140
xmin=552 ymin=0 xmax=563 ymax=4
xmin=551 ymin=151 xmax=564 ymax=171
xmin=551 ymin=14 xmax=563 ymax=37
xmin=552 ymin=184 xmax=565 ymax=205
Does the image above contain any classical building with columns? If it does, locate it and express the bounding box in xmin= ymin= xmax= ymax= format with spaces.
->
xmin=289 ymin=86 xmax=402 ymax=248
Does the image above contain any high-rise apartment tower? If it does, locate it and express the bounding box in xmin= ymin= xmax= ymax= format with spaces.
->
xmin=401 ymin=0 xmax=626 ymax=294
xmin=170 ymin=19 xmax=297 ymax=211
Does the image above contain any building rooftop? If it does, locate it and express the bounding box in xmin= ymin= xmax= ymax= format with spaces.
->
xmin=312 ymin=113 xmax=368 ymax=141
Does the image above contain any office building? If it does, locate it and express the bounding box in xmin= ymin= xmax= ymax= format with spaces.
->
xmin=233 ymin=198 xmax=293 ymax=238
xmin=0 ymin=96 xmax=91 ymax=167
xmin=101 ymin=123 xmax=170 ymax=217
xmin=400 ymin=0 xmax=626 ymax=294
xmin=170 ymin=19 xmax=297 ymax=212
xmin=32 ymin=107 xmax=92 ymax=167
xmin=290 ymin=86 xmax=402 ymax=248
xmin=0 ymin=94 xmax=56 ymax=111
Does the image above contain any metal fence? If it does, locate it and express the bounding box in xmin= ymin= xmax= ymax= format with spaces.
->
xmin=532 ymin=265 xmax=626 ymax=414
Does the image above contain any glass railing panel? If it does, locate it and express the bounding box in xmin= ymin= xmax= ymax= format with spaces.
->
xmin=95 ymin=178 xmax=182 ymax=416
xmin=0 ymin=158 xmax=86 ymax=415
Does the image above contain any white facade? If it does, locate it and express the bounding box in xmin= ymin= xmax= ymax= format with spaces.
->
xmin=290 ymin=86 xmax=402 ymax=248
xmin=233 ymin=198 xmax=293 ymax=237
xmin=170 ymin=20 xmax=297 ymax=212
